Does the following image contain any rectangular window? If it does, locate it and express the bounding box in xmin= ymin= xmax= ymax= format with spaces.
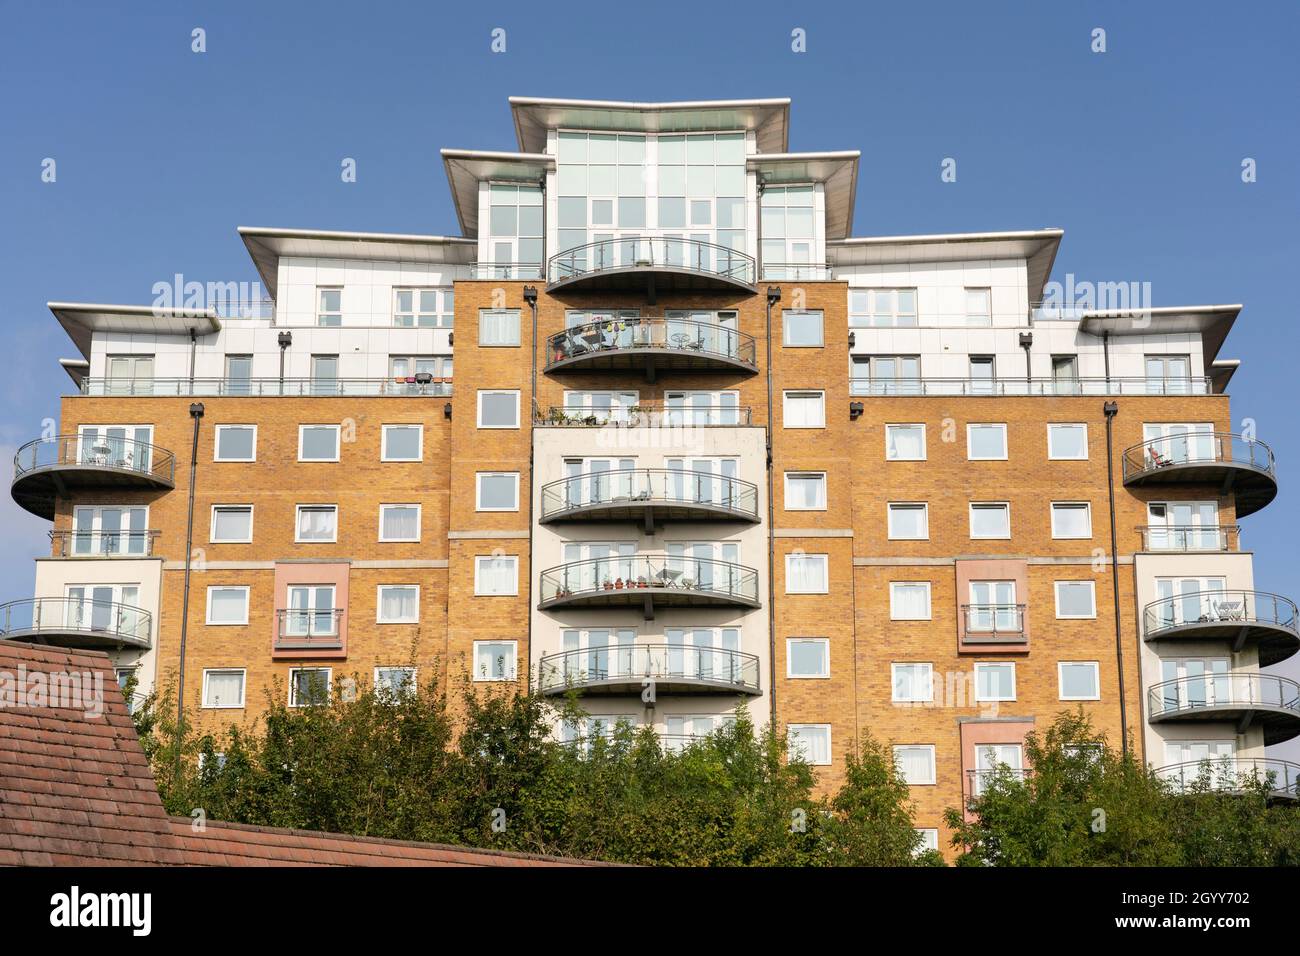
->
xmin=782 ymin=391 xmax=826 ymax=429
xmin=214 ymin=425 xmax=256 ymax=462
xmin=787 ymin=638 xmax=830 ymax=678
xmin=474 ymin=640 xmax=518 ymax=681
xmin=289 ymin=668 xmax=331 ymax=707
xmin=888 ymin=503 xmax=929 ymax=539
xmin=894 ymin=745 xmax=936 ymax=785
xmin=1051 ymin=502 xmax=1093 ymax=539
xmin=206 ymin=586 xmax=249 ymax=625
xmin=393 ymin=288 xmax=452 ymax=328
xmin=964 ymin=287 xmax=992 ymax=326
xmin=975 ymin=662 xmax=1017 ymax=701
xmin=969 ymin=356 xmax=995 ymax=394
xmin=892 ymin=663 xmax=934 ymax=703
xmin=381 ymin=425 xmax=423 ymax=462
xmin=476 ymin=472 xmax=520 ymax=511
xmin=295 ymin=505 xmax=338 ymax=543
xmin=479 ymin=309 xmax=521 ymax=346
xmin=890 ymin=582 xmax=932 ymax=620
xmin=317 ymin=287 xmax=342 ymax=327
xmin=224 ymin=354 xmax=252 ymax=395
xmin=1055 ymin=581 xmax=1097 ymax=618
xmin=849 ymin=288 xmax=917 ymax=328
xmin=967 ymin=423 xmax=1008 ymax=460
xmin=782 ymin=311 xmax=824 ymax=347
xmin=475 ymin=555 xmax=519 ymax=596
xmin=886 ymin=424 xmax=926 ymax=460
xmin=69 ymin=505 xmax=150 ymax=556
xmin=298 ymin=425 xmax=341 ymax=462
xmin=210 ymin=505 xmax=253 ymax=543
xmin=1059 ymin=661 xmax=1101 ymax=700
xmin=105 ymin=354 xmax=155 ymax=395
xmin=915 ymin=829 xmax=939 ymax=854
xmin=969 ymin=502 xmax=1011 ymax=539
xmin=785 ymin=553 xmax=829 ymax=594
xmin=1048 ymin=424 xmax=1089 ymax=460
xmin=201 ymin=669 xmax=246 ymax=709
xmin=376 ymin=585 xmax=419 ymax=624
xmin=477 ymin=390 xmax=520 ymax=429
xmin=851 ymin=355 xmax=921 ymax=395
xmin=787 ymin=725 xmax=832 ymax=765
xmin=783 ymin=472 xmax=826 ymax=511
xmin=375 ymin=666 xmax=417 ymax=697
xmin=379 ymin=504 xmax=421 ymax=542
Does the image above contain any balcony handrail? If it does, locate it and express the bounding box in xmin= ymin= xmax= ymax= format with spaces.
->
xmin=275 ymin=608 xmax=344 ymax=639
xmin=49 ymin=529 xmax=160 ymax=557
xmin=1122 ymin=432 xmax=1275 ymax=480
xmin=539 ymin=554 xmax=760 ymax=605
xmin=546 ymin=315 xmax=758 ymax=369
xmin=1136 ymin=524 xmax=1240 ymax=552
xmin=540 ymin=468 xmax=760 ymax=520
xmin=960 ymin=603 xmax=1027 ymax=639
xmin=213 ymin=299 xmax=275 ymax=320
xmin=14 ymin=435 xmax=176 ymax=483
xmin=760 ymin=262 xmax=832 ymax=280
xmin=849 ymin=376 xmax=1215 ymax=397
xmin=1154 ymin=757 xmax=1300 ymax=795
xmin=535 ymin=403 xmax=753 ymax=427
xmin=1142 ymin=589 xmax=1298 ymax=636
xmin=468 ymin=263 xmax=543 ymax=280
xmin=1147 ymin=673 xmax=1300 ymax=718
xmin=547 ymin=235 xmax=756 ymax=287
xmin=0 ymin=596 xmax=153 ymax=643
xmin=79 ymin=377 xmax=453 ymax=398
xmin=537 ymin=643 xmax=761 ymax=694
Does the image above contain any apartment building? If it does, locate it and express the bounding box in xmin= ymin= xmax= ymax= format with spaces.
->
xmin=6 ymin=96 xmax=1296 ymax=856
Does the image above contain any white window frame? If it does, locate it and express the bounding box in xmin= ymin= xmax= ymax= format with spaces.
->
xmin=887 ymin=502 xmax=930 ymax=540
xmin=785 ymin=552 xmax=829 ymax=594
xmin=885 ymin=423 xmax=927 ymax=461
xmin=374 ymin=666 xmax=418 ymax=696
xmin=786 ymin=638 xmax=830 ymax=679
xmin=915 ymin=828 xmax=939 ymax=854
xmin=474 ymin=555 xmax=519 ymax=596
xmin=787 ymin=724 xmax=832 ymax=766
xmin=1058 ymin=661 xmax=1101 ymax=701
xmin=295 ymin=504 xmax=338 ymax=543
xmin=205 ymin=585 xmax=249 ymax=626
xmin=476 ymin=390 xmax=521 ymax=429
xmin=969 ymin=501 xmax=1011 ymax=540
xmin=376 ymin=585 xmax=420 ymax=624
xmin=209 ymin=504 xmax=254 ymax=544
xmin=1047 ymin=423 xmax=1089 ymax=460
xmin=476 ymin=472 xmax=521 ymax=512
xmin=782 ymin=310 xmax=824 ymax=348
xmin=966 ymin=423 xmax=1008 ymax=461
xmin=893 ymin=744 xmax=937 ymax=785
xmin=782 ymin=390 xmax=826 ymax=429
xmin=473 ymin=640 xmax=519 ymax=681
xmin=1051 ymin=501 xmax=1093 ymax=539
xmin=288 ymin=667 xmax=332 ymax=707
xmin=378 ymin=503 xmax=421 ymax=543
xmin=316 ymin=287 xmax=342 ymax=327
xmin=963 ymin=287 xmax=992 ymax=326
xmin=213 ymin=424 xmax=257 ymax=462
xmin=783 ymin=472 xmax=827 ymax=511
xmin=889 ymin=582 xmax=933 ymax=620
xmin=297 ymin=424 xmax=341 ymax=462
xmin=201 ymin=668 xmax=246 ymax=709
xmin=479 ymin=309 xmax=522 ymax=347
xmin=974 ymin=662 xmax=1017 ymax=702
xmin=891 ymin=663 xmax=934 ymax=703
xmin=380 ymin=424 xmax=423 ymax=462
xmin=1054 ymin=580 xmax=1098 ymax=619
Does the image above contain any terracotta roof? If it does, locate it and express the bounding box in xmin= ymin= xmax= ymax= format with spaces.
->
xmin=0 ymin=639 xmax=601 ymax=867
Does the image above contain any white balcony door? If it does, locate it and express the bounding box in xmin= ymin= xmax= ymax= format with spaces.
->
xmin=561 ymin=628 xmax=635 ymax=680
xmin=78 ymin=425 xmax=153 ymax=470
xmin=561 ymin=390 xmax=639 ymax=420
xmin=969 ymin=581 xmax=1016 ymax=630
xmin=666 ymin=457 xmax=738 ymax=507
xmin=64 ymin=584 xmax=140 ymax=634
xmin=287 ymin=585 xmax=335 ymax=636
xmin=564 ymin=458 xmax=636 ymax=507
xmin=562 ymin=541 xmax=637 ymax=591
xmin=1154 ymin=577 xmax=1228 ymax=627
xmin=1148 ymin=501 xmax=1219 ymax=550
xmin=1162 ymin=740 xmax=1235 ymax=788
xmin=1160 ymin=658 xmax=1231 ymax=710
xmin=1146 ymin=355 xmax=1191 ymax=394
xmin=666 ymin=541 xmax=739 ymax=592
xmin=664 ymin=390 xmax=740 ymax=425
xmin=1143 ymin=423 xmax=1214 ymax=465
xmin=973 ymin=744 xmax=1022 ymax=796
xmin=73 ymin=506 xmax=148 ymax=555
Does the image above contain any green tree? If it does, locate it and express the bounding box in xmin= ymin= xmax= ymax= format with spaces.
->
xmin=821 ymin=735 xmax=933 ymax=866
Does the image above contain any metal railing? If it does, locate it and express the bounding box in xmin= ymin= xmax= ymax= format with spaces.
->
xmin=1148 ymin=673 xmax=1300 ymax=720
xmin=214 ymin=299 xmax=275 ymax=320
xmin=80 ymin=377 xmax=452 ymax=397
xmin=960 ymin=604 xmax=1027 ymax=643
xmin=538 ymin=644 xmax=760 ymax=694
xmin=1155 ymin=757 xmax=1300 ymax=798
xmin=547 ymin=236 xmax=756 ymax=287
xmin=275 ymin=609 xmax=344 ymax=649
xmin=849 ymin=376 xmax=1214 ymax=397
xmin=1143 ymin=590 xmax=1298 ymax=638
xmin=535 ymin=403 xmax=753 ymax=427
xmin=0 ymin=597 xmax=152 ymax=646
xmin=546 ymin=315 xmax=757 ymax=369
xmin=1137 ymin=525 xmax=1239 ymax=552
xmin=761 ymin=262 xmax=831 ymax=281
xmin=469 ymin=263 xmax=543 ymax=280
xmin=540 ymin=469 xmax=759 ymax=521
xmin=1122 ymin=433 xmax=1275 ymax=481
xmin=1028 ymin=302 xmax=1096 ymax=322
xmin=50 ymin=529 xmax=160 ymax=558
xmin=539 ymin=555 xmax=760 ymax=606
xmin=14 ymin=436 xmax=175 ymax=484
xmin=967 ymin=766 xmax=1030 ymax=797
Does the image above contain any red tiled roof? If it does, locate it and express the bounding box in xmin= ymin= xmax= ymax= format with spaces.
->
xmin=0 ymin=639 xmax=602 ymax=867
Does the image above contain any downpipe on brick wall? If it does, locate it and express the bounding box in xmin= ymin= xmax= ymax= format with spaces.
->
xmin=1103 ymin=400 xmax=1129 ymax=758
xmin=765 ymin=286 xmax=780 ymax=722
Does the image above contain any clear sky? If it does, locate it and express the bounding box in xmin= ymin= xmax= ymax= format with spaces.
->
xmin=2 ymin=0 xmax=1298 ymax=752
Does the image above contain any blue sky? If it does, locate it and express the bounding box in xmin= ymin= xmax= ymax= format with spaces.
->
xmin=2 ymin=0 xmax=1298 ymax=748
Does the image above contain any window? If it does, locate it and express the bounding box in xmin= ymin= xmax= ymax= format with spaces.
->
xmin=285 ymin=585 xmax=336 ymax=637
xmin=782 ymin=311 xmax=824 ymax=347
xmin=214 ymin=425 xmax=256 ymax=462
xmin=1147 ymin=501 xmax=1223 ymax=550
xmin=1145 ymin=354 xmax=1193 ymax=394
xmin=390 ymin=355 xmax=452 ymax=394
xmin=381 ymin=425 xmax=422 ymax=462
xmin=376 ymin=585 xmax=419 ymax=624
xmin=967 ymin=581 xmax=1018 ymax=634
xmin=787 ymin=725 xmax=832 ymax=765
xmin=309 ymin=354 xmax=339 ymax=395
xmin=479 ymin=309 xmax=521 ymax=346
xmin=477 ymin=390 xmax=520 ymax=429
xmin=224 ymin=354 xmax=253 ymax=395
xmin=68 ymin=505 xmax=150 ymax=555
xmin=298 ymin=425 xmax=340 ymax=462
xmin=890 ymin=582 xmax=932 ymax=620
xmin=317 ymin=288 xmax=342 ymax=327
xmin=378 ymin=504 xmax=420 ymax=542
xmin=474 ymin=641 xmax=518 ymax=681
xmin=787 ymin=638 xmax=829 ymax=678
xmin=975 ymin=662 xmax=1016 ymax=701
xmin=289 ymin=668 xmax=331 ymax=707
xmin=1059 ymin=661 xmax=1101 ymax=700
xmin=849 ymin=288 xmax=917 ymax=328
xmin=476 ymin=472 xmax=520 ymax=511
xmin=1051 ymin=502 xmax=1092 ymax=539
xmin=761 ymin=185 xmax=813 ymax=275
xmin=475 ymin=555 xmax=518 ymax=596
xmin=785 ymin=553 xmax=828 ymax=594
xmin=894 ymin=745 xmax=936 ymax=785
xmin=1055 ymin=581 xmax=1097 ymax=618
xmin=210 ymin=505 xmax=253 ymax=543
xmin=851 ymin=355 xmax=921 ymax=395
xmin=782 ymin=391 xmax=825 ymax=429
xmin=969 ymin=502 xmax=1011 ymax=539
xmin=206 ymin=586 xmax=249 ymax=625
xmin=886 ymin=424 xmax=926 ymax=460
xmin=375 ymin=666 xmax=416 ymax=697
xmin=295 ymin=505 xmax=338 ymax=543
xmin=105 ymin=355 xmax=154 ymax=394
xmin=915 ymin=829 xmax=939 ymax=854
xmin=972 ymin=744 xmax=1023 ymax=795
xmin=969 ymin=356 xmax=995 ymax=394
xmin=1051 ymin=355 xmax=1079 ymax=393
xmin=784 ymin=472 xmax=826 ymax=510
xmin=967 ymin=423 xmax=1007 ymax=460
xmin=964 ymin=287 xmax=992 ymax=326
xmin=486 ymin=183 xmax=543 ymax=275
xmin=393 ymin=287 xmax=452 ymax=328
xmin=1048 ymin=424 xmax=1088 ymax=460
xmin=892 ymin=663 xmax=934 ymax=703
xmin=116 ymin=668 xmax=139 ymax=715
xmin=202 ymin=669 xmax=246 ymax=709
xmin=888 ymin=503 xmax=929 ymax=539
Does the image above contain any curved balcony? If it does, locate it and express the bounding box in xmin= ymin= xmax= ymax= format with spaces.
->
xmin=538 ymin=555 xmax=760 ymax=619
xmin=1143 ymin=590 xmax=1299 ymax=666
xmin=546 ymin=236 xmax=756 ymax=297
xmin=539 ymin=644 xmax=761 ymax=697
xmin=1122 ymin=433 xmax=1276 ymax=517
xmin=1155 ymin=757 xmax=1300 ymax=802
xmin=0 ymin=597 xmax=152 ymax=650
xmin=545 ymin=316 xmax=758 ymax=379
xmin=535 ymin=402 xmax=752 ymax=427
xmin=1147 ymin=674 xmax=1300 ymax=746
xmin=540 ymin=469 xmax=760 ymax=529
xmin=12 ymin=436 xmax=176 ymax=520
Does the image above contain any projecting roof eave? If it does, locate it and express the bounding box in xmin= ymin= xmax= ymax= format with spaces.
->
xmin=1210 ymin=359 xmax=1240 ymax=393
xmin=238 ymin=227 xmax=479 ymax=298
xmin=509 ymin=96 xmax=792 ymax=154
xmin=48 ymin=302 xmax=221 ymax=361
xmin=1079 ymin=304 xmax=1241 ymax=370
xmin=439 ymin=149 xmax=554 ymax=239
xmin=748 ymin=151 xmax=860 ymax=240
xmin=59 ymin=358 xmax=89 ymax=389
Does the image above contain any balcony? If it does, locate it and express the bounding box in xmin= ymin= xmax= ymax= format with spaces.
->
xmin=1155 ymin=757 xmax=1300 ymax=802
xmin=49 ymin=529 xmax=160 ymax=558
xmin=546 ymin=236 xmax=756 ymax=297
xmin=539 ymin=469 xmax=760 ymax=529
xmin=539 ymin=644 xmax=761 ymax=697
xmin=1147 ymin=674 xmax=1300 ymax=746
xmin=1122 ymin=433 xmax=1277 ymax=517
xmin=848 ymin=376 xmax=1214 ymax=397
xmin=0 ymin=597 xmax=152 ymax=650
xmin=960 ymin=604 xmax=1027 ymax=645
xmin=80 ymin=377 xmax=452 ymax=398
xmin=966 ymin=767 xmax=1030 ymax=801
xmin=538 ymin=555 xmax=760 ymax=619
xmin=761 ymin=263 xmax=831 ymax=281
xmin=274 ymin=609 xmax=344 ymax=651
xmin=545 ymin=316 xmax=758 ymax=380
xmin=1142 ymin=590 xmax=1299 ymax=666
xmin=1137 ymin=525 xmax=1239 ymax=552
xmin=535 ymin=402 xmax=753 ymax=427
xmin=12 ymin=436 xmax=176 ymax=521
xmin=468 ymin=263 xmax=543 ymax=281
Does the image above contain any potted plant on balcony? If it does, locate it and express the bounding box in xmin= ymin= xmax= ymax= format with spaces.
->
xmin=602 ymin=577 xmax=613 ymax=591
xmin=636 ymin=576 xmax=648 ymax=589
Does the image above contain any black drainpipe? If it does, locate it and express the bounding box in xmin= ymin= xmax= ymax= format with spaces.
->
xmin=1103 ymin=400 xmax=1129 ymax=758
xmin=1102 ymin=331 xmax=1112 ymax=390
xmin=523 ymin=285 xmax=539 ymax=693
xmin=765 ymin=286 xmax=780 ymax=724
xmin=174 ymin=401 xmax=204 ymax=783
xmin=187 ymin=328 xmax=197 ymax=390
